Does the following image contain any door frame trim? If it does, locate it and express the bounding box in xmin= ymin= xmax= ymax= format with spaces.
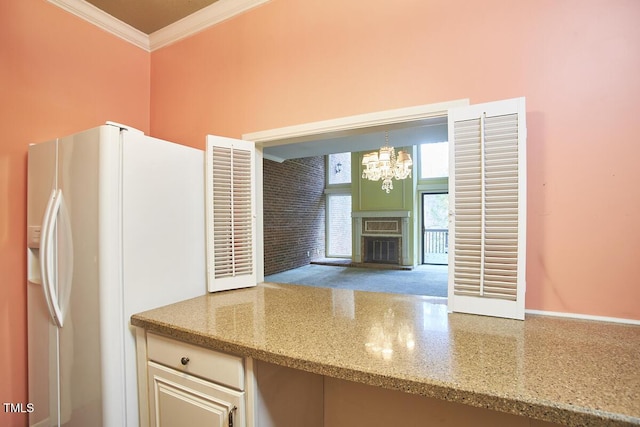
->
xmin=244 ymin=99 xmax=469 ymax=146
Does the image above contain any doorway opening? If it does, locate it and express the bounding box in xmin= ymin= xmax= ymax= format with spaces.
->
xmin=246 ymin=99 xmax=469 ymax=297
xmin=421 ymin=193 xmax=449 ymax=265
xmin=419 ymin=192 xmax=449 ymax=298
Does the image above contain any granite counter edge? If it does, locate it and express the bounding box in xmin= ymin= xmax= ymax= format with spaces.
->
xmin=131 ymin=314 xmax=639 ymax=427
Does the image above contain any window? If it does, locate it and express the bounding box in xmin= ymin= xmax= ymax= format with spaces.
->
xmin=326 ymin=194 xmax=352 ymax=257
xmin=325 ymin=153 xmax=352 ymax=257
xmin=420 ymin=141 xmax=449 ymax=179
xmin=327 ymin=152 xmax=351 ymax=185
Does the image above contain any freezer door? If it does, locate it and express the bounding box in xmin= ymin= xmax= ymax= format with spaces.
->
xmin=27 ymin=140 xmax=60 ymax=427
xmin=29 ymin=127 xmax=111 ymax=426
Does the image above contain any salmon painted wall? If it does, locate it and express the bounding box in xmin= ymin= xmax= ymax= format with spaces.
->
xmin=2 ymin=0 xmax=638 ymax=424
xmin=150 ymin=0 xmax=640 ymax=320
xmin=0 ymin=0 xmax=149 ymax=424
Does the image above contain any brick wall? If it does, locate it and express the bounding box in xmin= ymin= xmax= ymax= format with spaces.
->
xmin=263 ymin=156 xmax=326 ymax=275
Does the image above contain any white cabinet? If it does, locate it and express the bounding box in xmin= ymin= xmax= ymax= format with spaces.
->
xmin=147 ymin=362 xmax=242 ymax=427
xmin=138 ymin=332 xmax=248 ymax=427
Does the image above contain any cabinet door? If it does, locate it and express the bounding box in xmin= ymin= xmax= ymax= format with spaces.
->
xmin=148 ymin=361 xmax=245 ymax=427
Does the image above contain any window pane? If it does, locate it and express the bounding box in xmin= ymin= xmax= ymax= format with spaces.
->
xmin=327 ymin=194 xmax=352 ymax=257
xmin=328 ymin=152 xmax=351 ymax=185
xmin=420 ymin=141 xmax=449 ymax=179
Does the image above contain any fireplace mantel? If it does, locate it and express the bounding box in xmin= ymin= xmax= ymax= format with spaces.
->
xmin=351 ymin=210 xmax=411 ymax=218
xmin=352 ymin=211 xmax=411 ymax=266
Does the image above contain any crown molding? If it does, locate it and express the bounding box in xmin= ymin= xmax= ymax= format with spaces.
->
xmin=48 ymin=0 xmax=150 ymax=51
xmin=149 ymin=0 xmax=270 ymax=51
xmin=48 ymin=0 xmax=270 ymax=52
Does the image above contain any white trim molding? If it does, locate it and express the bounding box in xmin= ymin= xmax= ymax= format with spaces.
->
xmin=48 ymin=0 xmax=149 ymax=50
xmin=245 ymin=100 xmax=469 ymax=146
xmin=262 ymin=153 xmax=287 ymax=163
xmin=351 ymin=211 xmax=411 ymax=218
xmin=525 ymin=309 xmax=640 ymax=326
xmin=150 ymin=0 xmax=270 ymax=51
xmin=48 ymin=0 xmax=270 ymax=52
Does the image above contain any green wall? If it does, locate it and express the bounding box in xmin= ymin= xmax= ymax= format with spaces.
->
xmin=351 ymin=148 xmax=419 ymax=265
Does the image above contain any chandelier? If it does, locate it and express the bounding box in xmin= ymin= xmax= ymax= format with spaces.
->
xmin=361 ymin=132 xmax=413 ymax=193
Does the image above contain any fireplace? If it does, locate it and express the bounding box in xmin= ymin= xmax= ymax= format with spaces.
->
xmin=363 ymin=236 xmax=400 ymax=264
xmin=352 ymin=211 xmax=411 ymax=266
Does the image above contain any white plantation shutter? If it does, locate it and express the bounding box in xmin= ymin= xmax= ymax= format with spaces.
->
xmin=206 ymin=136 xmax=257 ymax=292
xmin=448 ymin=98 xmax=526 ymax=320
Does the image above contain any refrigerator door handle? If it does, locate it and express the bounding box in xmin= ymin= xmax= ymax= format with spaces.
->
xmin=57 ymin=190 xmax=74 ymax=324
xmin=40 ymin=189 xmax=57 ymax=326
xmin=40 ymin=189 xmax=65 ymax=328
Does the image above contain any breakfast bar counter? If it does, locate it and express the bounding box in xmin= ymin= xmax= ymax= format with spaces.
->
xmin=131 ymin=283 xmax=640 ymax=426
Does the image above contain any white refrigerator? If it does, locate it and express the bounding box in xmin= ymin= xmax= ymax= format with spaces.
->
xmin=26 ymin=122 xmax=206 ymax=426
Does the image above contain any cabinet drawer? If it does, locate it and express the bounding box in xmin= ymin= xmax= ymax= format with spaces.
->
xmin=147 ymin=333 xmax=244 ymax=390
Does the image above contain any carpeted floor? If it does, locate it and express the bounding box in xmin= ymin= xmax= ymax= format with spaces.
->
xmin=264 ymin=263 xmax=448 ymax=297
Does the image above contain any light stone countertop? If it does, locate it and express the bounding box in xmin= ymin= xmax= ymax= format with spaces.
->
xmin=131 ymin=282 xmax=640 ymax=426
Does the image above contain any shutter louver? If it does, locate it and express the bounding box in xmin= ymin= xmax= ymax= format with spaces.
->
xmin=453 ymin=118 xmax=483 ymax=297
xmin=449 ymin=98 xmax=526 ymax=320
xmin=206 ymin=137 xmax=256 ymax=292
xmin=482 ymin=113 xmax=519 ymax=301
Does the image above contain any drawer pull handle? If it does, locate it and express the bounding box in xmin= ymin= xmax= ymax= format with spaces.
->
xmin=180 ymin=356 xmax=190 ymax=366
xmin=229 ymin=405 xmax=237 ymax=427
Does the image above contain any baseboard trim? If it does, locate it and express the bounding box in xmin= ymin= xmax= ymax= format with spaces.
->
xmin=525 ymin=309 xmax=640 ymax=326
